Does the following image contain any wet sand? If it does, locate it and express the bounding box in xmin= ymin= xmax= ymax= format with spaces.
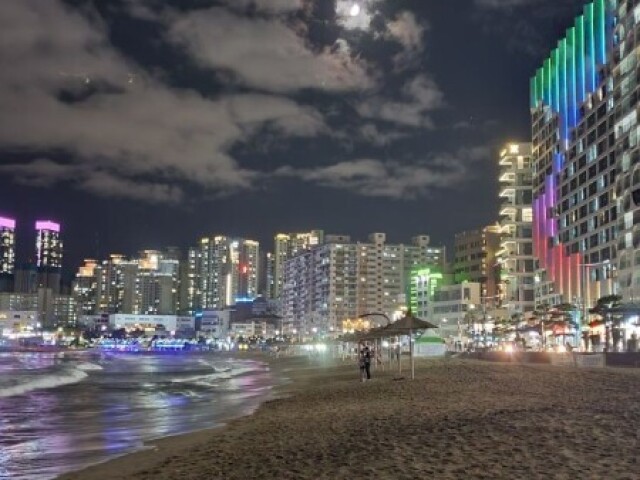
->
xmin=60 ymin=356 xmax=640 ymax=479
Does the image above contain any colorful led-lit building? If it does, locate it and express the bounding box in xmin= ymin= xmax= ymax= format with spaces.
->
xmin=0 ymin=216 xmax=16 ymax=275
xmin=530 ymin=0 xmax=617 ymax=310
xmin=613 ymin=1 xmax=640 ymax=302
xmin=409 ymin=267 xmax=444 ymax=319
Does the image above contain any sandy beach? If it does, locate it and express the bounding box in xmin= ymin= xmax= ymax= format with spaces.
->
xmin=60 ymin=356 xmax=640 ymax=480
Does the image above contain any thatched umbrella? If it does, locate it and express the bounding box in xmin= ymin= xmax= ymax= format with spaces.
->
xmin=385 ymin=311 xmax=438 ymax=380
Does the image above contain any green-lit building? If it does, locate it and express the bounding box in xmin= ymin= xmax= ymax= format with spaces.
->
xmin=408 ymin=267 xmax=444 ymax=319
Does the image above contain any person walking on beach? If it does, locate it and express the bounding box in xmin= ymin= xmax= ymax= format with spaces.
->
xmin=358 ymin=345 xmax=372 ymax=381
xmin=362 ymin=346 xmax=371 ymax=380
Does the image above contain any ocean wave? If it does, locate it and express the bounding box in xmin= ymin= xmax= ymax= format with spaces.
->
xmin=75 ymin=362 xmax=103 ymax=371
xmin=171 ymin=366 xmax=257 ymax=388
xmin=0 ymin=368 xmax=88 ymax=398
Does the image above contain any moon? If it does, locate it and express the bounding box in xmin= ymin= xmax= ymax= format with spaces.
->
xmin=349 ymin=3 xmax=360 ymax=17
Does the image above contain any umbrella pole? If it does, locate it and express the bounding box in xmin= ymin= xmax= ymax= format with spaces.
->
xmin=410 ymin=328 xmax=414 ymax=380
xmin=397 ymin=335 xmax=402 ymax=376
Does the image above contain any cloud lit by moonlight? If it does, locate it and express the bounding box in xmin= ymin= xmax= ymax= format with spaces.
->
xmin=337 ymin=0 xmax=380 ymax=30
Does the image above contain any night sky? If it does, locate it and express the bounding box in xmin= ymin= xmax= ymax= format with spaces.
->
xmin=0 ymin=0 xmax=587 ymax=276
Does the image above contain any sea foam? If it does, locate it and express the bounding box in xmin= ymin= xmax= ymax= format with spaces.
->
xmin=0 ymin=368 xmax=89 ymax=398
xmin=75 ymin=362 xmax=103 ymax=371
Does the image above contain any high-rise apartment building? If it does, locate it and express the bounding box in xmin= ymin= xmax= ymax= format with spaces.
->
xmin=409 ymin=267 xmax=445 ymax=319
xmin=613 ymin=1 xmax=640 ymax=301
xmin=179 ymin=247 xmax=200 ymax=315
xmin=0 ymin=216 xmax=16 ymax=293
xmin=73 ymin=259 xmax=101 ymax=317
xmin=497 ymin=144 xmax=536 ymax=313
xmin=136 ymin=250 xmax=180 ymax=315
xmin=35 ymin=220 xmax=63 ymax=293
xmin=530 ymin=0 xmax=620 ymax=310
xmin=0 ymin=216 xmax=15 ymax=275
xmin=96 ymin=254 xmax=138 ymax=314
xmin=78 ymin=249 xmax=183 ymax=316
xmin=454 ymin=225 xmax=502 ymax=302
xmin=196 ymin=236 xmax=260 ymax=309
xmin=264 ymin=252 xmax=276 ymax=300
xmin=272 ymin=230 xmax=324 ymax=299
xmin=281 ymin=233 xmax=445 ymax=335
xmin=35 ymin=220 xmax=62 ymax=269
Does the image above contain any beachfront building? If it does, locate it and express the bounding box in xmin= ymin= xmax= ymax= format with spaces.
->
xmin=195 ymin=236 xmax=260 ymax=309
xmin=454 ymin=225 xmax=502 ymax=302
xmin=229 ymin=321 xmax=277 ymax=339
xmin=613 ymin=1 xmax=640 ymax=302
xmin=136 ymin=250 xmax=181 ymax=315
xmin=73 ymin=259 xmax=100 ymax=317
xmin=281 ymin=233 xmax=445 ymax=337
xmin=97 ymin=255 xmax=137 ymax=313
xmin=271 ymin=230 xmax=324 ymax=300
xmin=199 ymin=309 xmax=231 ymax=338
xmin=0 ymin=290 xmax=75 ymax=329
xmin=496 ymin=144 xmax=536 ymax=314
xmin=75 ymin=250 xmax=183 ymax=316
xmin=530 ymin=0 xmax=620 ymax=315
xmin=430 ymin=282 xmax=481 ymax=341
xmin=408 ymin=267 xmax=445 ymax=319
xmin=109 ymin=314 xmax=194 ymax=334
xmin=0 ymin=311 xmax=38 ymax=336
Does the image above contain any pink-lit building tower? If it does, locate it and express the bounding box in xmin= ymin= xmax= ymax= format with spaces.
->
xmin=35 ymin=220 xmax=63 ymax=294
xmin=0 ymin=216 xmax=16 ymax=275
xmin=35 ymin=220 xmax=63 ymax=269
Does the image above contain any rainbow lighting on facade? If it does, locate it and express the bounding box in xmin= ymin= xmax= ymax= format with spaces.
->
xmin=530 ymin=0 xmax=613 ymax=304
xmin=35 ymin=220 xmax=60 ymax=233
xmin=530 ymin=0 xmax=609 ymax=142
xmin=0 ymin=217 xmax=16 ymax=229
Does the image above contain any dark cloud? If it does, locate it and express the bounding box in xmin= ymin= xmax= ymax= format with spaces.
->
xmin=275 ymin=146 xmax=489 ymax=199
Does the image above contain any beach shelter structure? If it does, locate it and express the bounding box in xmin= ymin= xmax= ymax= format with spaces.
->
xmin=385 ymin=311 xmax=438 ymax=380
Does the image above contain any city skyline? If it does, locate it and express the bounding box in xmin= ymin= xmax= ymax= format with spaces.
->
xmin=0 ymin=0 xmax=589 ymax=273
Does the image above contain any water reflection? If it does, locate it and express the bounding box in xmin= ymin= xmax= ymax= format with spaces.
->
xmin=0 ymin=353 xmax=275 ymax=480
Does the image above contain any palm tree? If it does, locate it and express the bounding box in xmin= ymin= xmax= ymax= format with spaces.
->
xmin=531 ymin=303 xmax=551 ymax=350
xmin=550 ymin=303 xmax=579 ymax=349
xmin=590 ymin=295 xmax=623 ymax=352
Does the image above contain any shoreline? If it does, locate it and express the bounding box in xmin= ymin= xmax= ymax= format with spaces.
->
xmin=59 ymin=356 xmax=640 ymax=479
xmin=57 ymin=353 xmax=306 ymax=480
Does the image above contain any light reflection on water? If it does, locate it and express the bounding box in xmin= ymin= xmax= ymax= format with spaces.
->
xmin=0 ymin=352 xmax=275 ymax=480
